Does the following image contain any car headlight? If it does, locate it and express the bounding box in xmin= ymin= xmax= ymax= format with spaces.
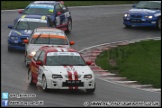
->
xmin=145 ymin=16 xmax=153 ymax=19
xmin=30 ymin=51 xmax=36 ymax=56
xmin=84 ymin=74 xmax=92 ymax=79
xmin=124 ymin=13 xmax=130 ymax=17
xmin=10 ymin=36 xmax=18 ymax=40
xmin=52 ymin=74 xmax=63 ymax=79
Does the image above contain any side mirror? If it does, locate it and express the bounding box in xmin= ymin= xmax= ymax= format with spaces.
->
xmin=23 ymin=39 xmax=29 ymax=43
xmin=69 ymin=41 xmax=75 ymax=45
xmin=18 ymin=9 xmax=24 ymax=14
xmin=132 ymin=4 xmax=137 ymax=8
xmin=36 ymin=61 xmax=43 ymax=66
xmin=8 ymin=25 xmax=13 ymax=29
xmin=86 ymin=61 xmax=92 ymax=66
xmin=57 ymin=11 xmax=62 ymax=16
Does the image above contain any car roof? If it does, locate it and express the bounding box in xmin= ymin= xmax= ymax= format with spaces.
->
xmin=17 ymin=15 xmax=48 ymax=23
xmin=34 ymin=27 xmax=64 ymax=33
xmin=28 ymin=3 xmax=54 ymax=8
xmin=33 ymin=1 xmax=64 ymax=5
xmin=40 ymin=46 xmax=77 ymax=53
xmin=33 ymin=1 xmax=57 ymax=4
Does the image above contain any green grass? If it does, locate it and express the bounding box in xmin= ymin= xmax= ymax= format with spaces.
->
xmin=1 ymin=1 xmax=138 ymax=10
xmin=95 ymin=40 xmax=161 ymax=88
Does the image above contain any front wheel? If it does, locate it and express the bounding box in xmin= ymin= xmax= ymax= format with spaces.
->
xmin=24 ymin=55 xmax=29 ymax=67
xmin=157 ymin=17 xmax=161 ymax=30
xmin=125 ymin=25 xmax=131 ymax=28
xmin=28 ymin=69 xmax=33 ymax=85
xmin=8 ymin=47 xmax=12 ymax=52
xmin=66 ymin=20 xmax=72 ymax=33
xmin=42 ymin=76 xmax=48 ymax=91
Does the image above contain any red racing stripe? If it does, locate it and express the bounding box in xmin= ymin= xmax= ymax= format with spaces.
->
xmin=68 ymin=71 xmax=73 ymax=89
xmin=64 ymin=66 xmax=73 ymax=89
xmin=74 ymin=71 xmax=78 ymax=89
xmin=69 ymin=66 xmax=78 ymax=90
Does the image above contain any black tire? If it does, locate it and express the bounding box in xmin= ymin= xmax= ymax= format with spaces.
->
xmin=28 ymin=69 xmax=34 ymax=85
xmin=65 ymin=20 xmax=72 ymax=33
xmin=86 ymin=83 xmax=96 ymax=94
xmin=24 ymin=56 xmax=29 ymax=67
xmin=125 ymin=25 xmax=131 ymax=28
xmin=8 ymin=47 xmax=12 ymax=52
xmin=157 ymin=17 xmax=161 ymax=30
xmin=24 ymin=51 xmax=29 ymax=67
xmin=42 ymin=76 xmax=48 ymax=92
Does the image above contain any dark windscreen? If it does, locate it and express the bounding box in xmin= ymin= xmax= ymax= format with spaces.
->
xmin=46 ymin=55 xmax=86 ymax=66
xmin=136 ymin=1 xmax=161 ymax=9
xmin=15 ymin=21 xmax=47 ymax=30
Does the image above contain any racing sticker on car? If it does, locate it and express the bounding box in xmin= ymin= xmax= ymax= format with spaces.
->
xmin=24 ymin=30 xmax=32 ymax=34
xmin=48 ymin=9 xmax=54 ymax=13
xmin=64 ymin=12 xmax=70 ymax=17
xmin=63 ymin=66 xmax=79 ymax=89
xmin=47 ymin=52 xmax=80 ymax=56
xmin=56 ymin=16 xmax=60 ymax=26
xmin=13 ymin=30 xmax=22 ymax=36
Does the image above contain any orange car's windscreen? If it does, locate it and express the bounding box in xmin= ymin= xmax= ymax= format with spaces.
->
xmin=30 ymin=34 xmax=68 ymax=45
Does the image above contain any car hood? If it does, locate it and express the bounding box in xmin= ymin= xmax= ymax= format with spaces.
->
xmin=44 ymin=66 xmax=94 ymax=76
xmin=27 ymin=44 xmax=70 ymax=53
xmin=128 ymin=8 xmax=158 ymax=15
xmin=10 ymin=29 xmax=32 ymax=37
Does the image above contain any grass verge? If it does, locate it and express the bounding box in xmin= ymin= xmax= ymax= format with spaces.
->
xmin=95 ymin=40 xmax=161 ymax=88
xmin=1 ymin=1 xmax=138 ymax=10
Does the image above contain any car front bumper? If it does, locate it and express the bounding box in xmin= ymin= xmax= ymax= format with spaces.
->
xmin=44 ymin=76 xmax=95 ymax=89
xmin=123 ymin=17 xmax=157 ymax=27
xmin=8 ymin=43 xmax=25 ymax=50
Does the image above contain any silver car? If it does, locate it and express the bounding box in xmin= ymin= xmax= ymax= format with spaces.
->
xmin=24 ymin=27 xmax=75 ymax=67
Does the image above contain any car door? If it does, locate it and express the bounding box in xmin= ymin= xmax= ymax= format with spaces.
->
xmin=30 ymin=50 xmax=43 ymax=83
xmin=54 ymin=3 xmax=65 ymax=28
xmin=34 ymin=51 xmax=46 ymax=83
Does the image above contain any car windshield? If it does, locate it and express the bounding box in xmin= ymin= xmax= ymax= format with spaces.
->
xmin=23 ymin=4 xmax=54 ymax=15
xmin=46 ymin=55 xmax=86 ymax=66
xmin=15 ymin=21 xmax=47 ymax=30
xmin=136 ymin=1 xmax=161 ymax=10
xmin=30 ymin=36 xmax=68 ymax=45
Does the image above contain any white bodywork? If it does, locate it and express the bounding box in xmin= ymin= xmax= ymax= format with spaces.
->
xmin=37 ymin=66 xmax=95 ymax=89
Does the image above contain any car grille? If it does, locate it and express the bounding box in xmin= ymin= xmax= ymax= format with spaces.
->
xmin=131 ymin=15 xmax=142 ymax=18
xmin=10 ymin=43 xmax=25 ymax=47
xmin=130 ymin=19 xmax=142 ymax=23
xmin=62 ymin=80 xmax=84 ymax=87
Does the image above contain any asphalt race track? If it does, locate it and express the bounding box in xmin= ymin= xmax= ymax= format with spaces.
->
xmin=1 ymin=5 xmax=161 ymax=107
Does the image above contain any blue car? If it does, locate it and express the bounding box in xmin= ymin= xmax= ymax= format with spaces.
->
xmin=8 ymin=15 xmax=54 ymax=51
xmin=123 ymin=1 xmax=161 ymax=29
xmin=18 ymin=1 xmax=72 ymax=33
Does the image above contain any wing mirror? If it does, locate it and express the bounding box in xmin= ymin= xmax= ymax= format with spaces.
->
xmin=86 ymin=61 xmax=92 ymax=65
xmin=69 ymin=41 xmax=75 ymax=45
xmin=23 ymin=39 xmax=29 ymax=43
xmin=8 ymin=25 xmax=13 ymax=29
xmin=18 ymin=9 xmax=24 ymax=14
xmin=36 ymin=61 xmax=43 ymax=66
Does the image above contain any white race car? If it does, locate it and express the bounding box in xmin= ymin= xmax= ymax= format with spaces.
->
xmin=28 ymin=46 xmax=96 ymax=93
